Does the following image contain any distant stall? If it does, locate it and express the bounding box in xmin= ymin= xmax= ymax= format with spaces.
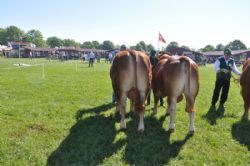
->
xmin=203 ymin=50 xmax=250 ymax=64
xmin=23 ymin=46 xmax=57 ymax=58
xmin=166 ymin=47 xmax=204 ymax=64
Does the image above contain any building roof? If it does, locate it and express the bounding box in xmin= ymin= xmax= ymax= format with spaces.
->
xmin=203 ymin=50 xmax=250 ymax=56
xmin=24 ymin=46 xmax=57 ymax=52
xmin=58 ymin=47 xmax=106 ymax=52
xmin=166 ymin=47 xmax=202 ymax=56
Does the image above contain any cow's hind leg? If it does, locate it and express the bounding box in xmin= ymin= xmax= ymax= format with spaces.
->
xmin=138 ymin=91 xmax=146 ymax=132
xmin=119 ymin=93 xmax=127 ymax=130
xmin=168 ymin=97 xmax=177 ymax=133
xmin=184 ymin=94 xmax=195 ymax=134
xmin=130 ymin=99 xmax=135 ymax=113
xmin=242 ymin=92 xmax=250 ymax=120
xmin=153 ymin=94 xmax=160 ymax=114
xmin=242 ymin=103 xmax=250 ymax=120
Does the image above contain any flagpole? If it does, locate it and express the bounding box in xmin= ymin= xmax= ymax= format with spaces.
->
xmin=18 ymin=36 xmax=20 ymax=59
xmin=158 ymin=32 xmax=159 ymax=51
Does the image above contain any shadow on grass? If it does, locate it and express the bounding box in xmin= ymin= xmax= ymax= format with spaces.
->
xmin=123 ymin=113 xmax=192 ymax=165
xmin=47 ymin=103 xmax=192 ymax=165
xmin=232 ymin=119 xmax=250 ymax=150
xmin=202 ymin=105 xmax=225 ymax=125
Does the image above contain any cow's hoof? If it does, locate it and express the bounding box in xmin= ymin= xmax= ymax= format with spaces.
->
xmin=119 ymin=127 xmax=127 ymax=132
xmin=241 ymin=115 xmax=248 ymax=121
xmin=152 ymin=108 xmax=157 ymax=114
xmin=165 ymin=112 xmax=170 ymax=116
xmin=169 ymin=128 xmax=175 ymax=133
xmin=120 ymin=123 xmax=126 ymax=130
xmin=138 ymin=128 xmax=144 ymax=133
xmin=188 ymin=130 xmax=195 ymax=135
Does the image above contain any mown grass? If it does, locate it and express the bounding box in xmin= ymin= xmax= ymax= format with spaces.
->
xmin=0 ymin=57 xmax=250 ymax=165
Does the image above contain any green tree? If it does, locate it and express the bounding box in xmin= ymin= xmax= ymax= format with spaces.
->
xmin=63 ymin=39 xmax=76 ymax=47
xmin=201 ymin=44 xmax=215 ymax=52
xmin=215 ymin=43 xmax=225 ymax=51
xmin=225 ymin=40 xmax=247 ymax=50
xmin=101 ymin=40 xmax=114 ymax=50
xmin=74 ymin=42 xmax=81 ymax=48
xmin=135 ymin=41 xmax=147 ymax=51
xmin=129 ymin=46 xmax=136 ymax=50
xmin=146 ymin=44 xmax=155 ymax=52
xmin=5 ymin=25 xmax=25 ymax=42
xmin=0 ymin=28 xmax=7 ymax=45
xmin=46 ymin=36 xmax=63 ymax=48
xmin=92 ymin=41 xmax=100 ymax=49
xmin=25 ymin=29 xmax=46 ymax=47
xmin=81 ymin=41 xmax=93 ymax=49
xmin=166 ymin=41 xmax=179 ymax=51
xmin=180 ymin=45 xmax=190 ymax=50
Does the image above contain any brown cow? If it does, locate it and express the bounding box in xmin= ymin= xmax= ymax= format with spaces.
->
xmin=110 ymin=50 xmax=151 ymax=131
xmin=240 ymin=58 xmax=250 ymax=120
xmin=152 ymin=52 xmax=199 ymax=134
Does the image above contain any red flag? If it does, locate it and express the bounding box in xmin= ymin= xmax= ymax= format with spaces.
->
xmin=159 ymin=33 xmax=166 ymax=43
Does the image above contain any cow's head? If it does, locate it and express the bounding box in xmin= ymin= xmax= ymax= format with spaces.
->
xmin=157 ymin=51 xmax=172 ymax=61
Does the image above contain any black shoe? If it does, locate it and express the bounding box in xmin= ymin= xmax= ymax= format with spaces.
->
xmin=210 ymin=104 xmax=216 ymax=110
xmin=219 ymin=104 xmax=225 ymax=109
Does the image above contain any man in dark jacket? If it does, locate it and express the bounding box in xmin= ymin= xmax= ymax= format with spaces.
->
xmin=211 ymin=48 xmax=241 ymax=108
xmin=147 ymin=50 xmax=164 ymax=106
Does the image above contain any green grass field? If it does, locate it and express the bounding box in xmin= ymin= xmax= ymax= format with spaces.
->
xmin=0 ymin=57 xmax=250 ymax=165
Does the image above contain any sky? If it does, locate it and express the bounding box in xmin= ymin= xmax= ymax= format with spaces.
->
xmin=1 ymin=0 xmax=250 ymax=49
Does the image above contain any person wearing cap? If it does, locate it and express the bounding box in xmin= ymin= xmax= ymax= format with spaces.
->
xmin=120 ymin=44 xmax=127 ymax=51
xmin=211 ymin=48 xmax=241 ymax=108
xmin=147 ymin=49 xmax=164 ymax=106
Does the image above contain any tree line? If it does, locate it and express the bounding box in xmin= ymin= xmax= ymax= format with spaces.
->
xmin=166 ymin=40 xmax=248 ymax=52
xmin=0 ymin=25 xmax=248 ymax=52
xmin=0 ymin=25 xmax=155 ymax=51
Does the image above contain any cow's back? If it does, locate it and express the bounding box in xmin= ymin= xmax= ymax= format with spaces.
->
xmin=153 ymin=55 xmax=199 ymax=98
xmin=110 ymin=51 xmax=135 ymax=97
xmin=110 ymin=50 xmax=151 ymax=106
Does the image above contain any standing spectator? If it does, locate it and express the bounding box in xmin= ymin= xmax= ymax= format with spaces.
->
xmin=96 ymin=54 xmax=101 ymax=63
xmin=147 ymin=50 xmax=164 ymax=106
xmin=89 ymin=51 xmax=95 ymax=67
xmin=3 ymin=50 xmax=6 ymax=57
xmin=211 ymin=48 xmax=241 ymax=108
xmin=62 ymin=51 xmax=66 ymax=61
xmin=108 ymin=52 xmax=113 ymax=63
xmin=29 ymin=51 xmax=33 ymax=60
xmin=83 ymin=52 xmax=88 ymax=61
xmin=105 ymin=53 xmax=109 ymax=63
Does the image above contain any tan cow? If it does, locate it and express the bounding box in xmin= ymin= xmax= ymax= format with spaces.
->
xmin=240 ymin=58 xmax=250 ymax=120
xmin=152 ymin=52 xmax=199 ymax=134
xmin=110 ymin=50 xmax=151 ymax=131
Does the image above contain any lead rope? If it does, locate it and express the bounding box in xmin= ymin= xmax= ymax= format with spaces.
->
xmin=231 ymin=74 xmax=240 ymax=85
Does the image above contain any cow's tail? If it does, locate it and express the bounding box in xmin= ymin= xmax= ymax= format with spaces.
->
xmin=129 ymin=50 xmax=142 ymax=111
xmin=182 ymin=57 xmax=191 ymax=96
